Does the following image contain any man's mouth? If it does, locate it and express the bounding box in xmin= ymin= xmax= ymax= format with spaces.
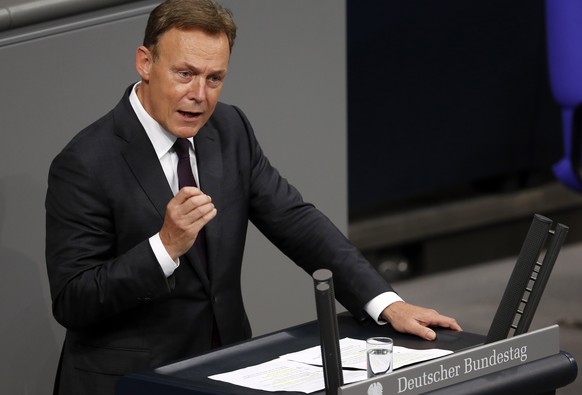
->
xmin=178 ymin=110 xmax=202 ymax=119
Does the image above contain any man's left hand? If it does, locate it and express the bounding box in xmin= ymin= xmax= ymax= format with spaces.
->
xmin=381 ymin=301 xmax=462 ymax=341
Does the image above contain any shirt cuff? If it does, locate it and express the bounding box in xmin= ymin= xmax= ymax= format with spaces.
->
xmin=149 ymin=233 xmax=179 ymax=278
xmin=364 ymin=291 xmax=404 ymax=325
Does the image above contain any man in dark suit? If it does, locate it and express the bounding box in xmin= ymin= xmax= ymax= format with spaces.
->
xmin=45 ymin=0 xmax=461 ymax=394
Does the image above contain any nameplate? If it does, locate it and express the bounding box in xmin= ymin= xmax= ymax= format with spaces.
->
xmin=339 ymin=325 xmax=559 ymax=395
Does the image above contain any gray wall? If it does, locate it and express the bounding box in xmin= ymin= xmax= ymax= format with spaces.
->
xmin=0 ymin=0 xmax=346 ymax=393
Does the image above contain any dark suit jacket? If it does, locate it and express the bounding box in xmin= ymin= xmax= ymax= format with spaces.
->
xmin=45 ymin=86 xmax=393 ymax=395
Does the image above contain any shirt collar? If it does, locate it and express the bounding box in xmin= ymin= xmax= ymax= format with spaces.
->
xmin=129 ymin=82 xmax=194 ymax=157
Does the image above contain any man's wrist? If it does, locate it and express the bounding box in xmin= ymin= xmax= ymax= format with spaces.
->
xmin=149 ymin=233 xmax=179 ymax=277
xmin=364 ymin=292 xmax=404 ymax=325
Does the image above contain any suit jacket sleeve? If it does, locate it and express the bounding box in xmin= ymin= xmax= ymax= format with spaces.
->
xmin=231 ymin=106 xmax=395 ymax=321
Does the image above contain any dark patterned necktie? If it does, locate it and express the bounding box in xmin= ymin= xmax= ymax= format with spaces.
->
xmin=174 ymin=138 xmax=198 ymax=190
xmin=173 ymin=138 xmax=221 ymax=348
xmin=173 ymin=138 xmax=209 ymax=266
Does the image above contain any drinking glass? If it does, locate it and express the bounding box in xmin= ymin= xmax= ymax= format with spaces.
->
xmin=366 ymin=337 xmax=393 ymax=378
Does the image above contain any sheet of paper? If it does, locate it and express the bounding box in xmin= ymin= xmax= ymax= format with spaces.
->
xmin=209 ymin=358 xmax=366 ymax=394
xmin=280 ymin=337 xmax=453 ymax=370
xmin=209 ymin=337 xmax=453 ymax=393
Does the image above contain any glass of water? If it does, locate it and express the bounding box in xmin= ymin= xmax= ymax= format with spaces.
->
xmin=366 ymin=337 xmax=393 ymax=378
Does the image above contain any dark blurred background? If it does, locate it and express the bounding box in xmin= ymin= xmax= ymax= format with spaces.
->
xmin=346 ymin=0 xmax=582 ymax=280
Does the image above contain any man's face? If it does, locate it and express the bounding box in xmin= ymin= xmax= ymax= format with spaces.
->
xmin=136 ymin=27 xmax=230 ymax=138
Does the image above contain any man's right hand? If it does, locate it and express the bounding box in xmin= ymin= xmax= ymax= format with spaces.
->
xmin=159 ymin=187 xmax=217 ymax=260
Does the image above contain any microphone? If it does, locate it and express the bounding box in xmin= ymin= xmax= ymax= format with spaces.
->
xmin=313 ymin=269 xmax=343 ymax=395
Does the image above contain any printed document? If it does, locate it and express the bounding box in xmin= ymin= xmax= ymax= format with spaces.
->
xmin=209 ymin=337 xmax=452 ymax=393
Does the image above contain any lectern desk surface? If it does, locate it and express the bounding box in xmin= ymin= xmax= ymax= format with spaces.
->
xmin=116 ymin=314 xmax=484 ymax=395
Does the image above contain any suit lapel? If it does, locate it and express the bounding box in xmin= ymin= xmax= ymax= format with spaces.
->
xmin=114 ymin=91 xmax=173 ymax=222
xmin=194 ymin=124 xmax=223 ymax=281
xmin=122 ymin=132 xmax=173 ymax=221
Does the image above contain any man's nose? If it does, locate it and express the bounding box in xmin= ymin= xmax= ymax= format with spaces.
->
xmin=187 ymin=77 xmax=206 ymax=102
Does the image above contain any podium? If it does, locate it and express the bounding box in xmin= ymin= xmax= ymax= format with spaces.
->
xmin=116 ymin=314 xmax=577 ymax=395
xmin=117 ymin=214 xmax=577 ymax=394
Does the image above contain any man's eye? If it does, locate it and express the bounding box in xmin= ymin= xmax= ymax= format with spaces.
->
xmin=208 ymin=76 xmax=223 ymax=86
xmin=178 ymin=71 xmax=191 ymax=78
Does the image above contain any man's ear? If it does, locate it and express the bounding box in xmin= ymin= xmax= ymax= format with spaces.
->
xmin=135 ymin=46 xmax=153 ymax=81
